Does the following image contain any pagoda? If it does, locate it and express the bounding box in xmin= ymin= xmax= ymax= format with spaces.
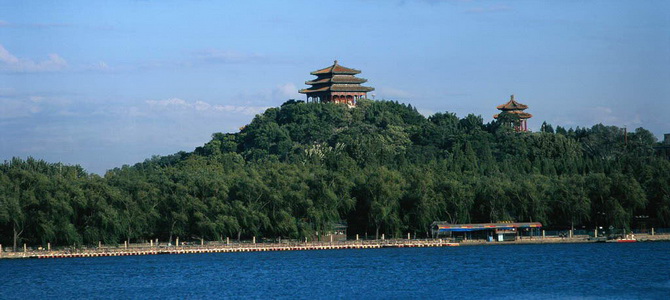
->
xmin=299 ymin=60 xmax=374 ymax=106
xmin=493 ymin=95 xmax=533 ymax=132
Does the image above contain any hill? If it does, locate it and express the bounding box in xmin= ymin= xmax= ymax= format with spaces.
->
xmin=1 ymin=99 xmax=668 ymax=248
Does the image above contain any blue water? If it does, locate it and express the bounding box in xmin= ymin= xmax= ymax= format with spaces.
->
xmin=1 ymin=242 xmax=669 ymax=299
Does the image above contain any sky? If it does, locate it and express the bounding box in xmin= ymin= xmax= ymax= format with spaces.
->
xmin=1 ymin=0 xmax=669 ymax=174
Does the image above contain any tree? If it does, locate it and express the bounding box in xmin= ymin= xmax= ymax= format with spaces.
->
xmin=5 ymin=167 xmax=39 ymax=251
xmin=549 ymin=175 xmax=589 ymax=229
xmin=1 ymin=100 xmax=668 ymax=246
xmin=363 ymin=167 xmax=405 ymax=239
xmin=540 ymin=121 xmax=555 ymax=133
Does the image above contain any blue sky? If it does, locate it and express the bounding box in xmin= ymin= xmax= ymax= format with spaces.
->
xmin=1 ymin=0 xmax=668 ymax=174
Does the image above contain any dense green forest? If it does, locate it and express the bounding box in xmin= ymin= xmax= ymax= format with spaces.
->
xmin=1 ymin=99 xmax=669 ymax=249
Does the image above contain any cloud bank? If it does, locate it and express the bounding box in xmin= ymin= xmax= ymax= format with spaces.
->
xmin=0 ymin=44 xmax=68 ymax=72
xmin=146 ymin=98 xmax=268 ymax=115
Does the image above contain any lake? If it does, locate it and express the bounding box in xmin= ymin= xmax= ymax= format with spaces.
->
xmin=1 ymin=242 xmax=669 ymax=299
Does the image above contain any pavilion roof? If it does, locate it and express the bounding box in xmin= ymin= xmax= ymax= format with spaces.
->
xmin=497 ymin=95 xmax=529 ymax=111
xmin=494 ymin=111 xmax=533 ymax=119
xmin=306 ymin=75 xmax=367 ymax=85
xmin=310 ymin=60 xmax=361 ymax=75
xmin=299 ymin=84 xmax=375 ymax=94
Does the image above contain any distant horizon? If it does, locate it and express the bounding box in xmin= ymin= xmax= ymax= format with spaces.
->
xmin=2 ymin=0 xmax=668 ymax=174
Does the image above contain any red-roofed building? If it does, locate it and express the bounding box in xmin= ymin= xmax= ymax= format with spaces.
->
xmin=299 ymin=60 xmax=374 ymax=106
xmin=494 ymin=95 xmax=533 ymax=132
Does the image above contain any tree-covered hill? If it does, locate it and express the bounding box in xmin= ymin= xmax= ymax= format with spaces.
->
xmin=1 ymin=99 xmax=669 ymax=248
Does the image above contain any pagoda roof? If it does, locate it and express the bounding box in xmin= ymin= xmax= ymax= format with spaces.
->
xmin=310 ymin=60 xmax=361 ymax=75
xmin=497 ymin=95 xmax=529 ymax=111
xmin=306 ymin=75 xmax=368 ymax=85
xmin=494 ymin=111 xmax=533 ymax=119
xmin=299 ymin=84 xmax=375 ymax=94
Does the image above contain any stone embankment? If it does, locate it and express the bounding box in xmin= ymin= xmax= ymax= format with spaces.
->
xmin=0 ymin=240 xmax=458 ymax=260
xmin=3 ymin=234 xmax=668 ymax=260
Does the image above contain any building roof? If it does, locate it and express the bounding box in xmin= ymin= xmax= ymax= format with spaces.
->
xmin=497 ymin=95 xmax=529 ymax=111
xmin=310 ymin=60 xmax=361 ymax=75
xmin=493 ymin=111 xmax=533 ymax=119
xmin=300 ymin=61 xmax=374 ymax=95
xmin=299 ymin=84 xmax=375 ymax=94
xmin=432 ymin=222 xmax=542 ymax=232
xmin=305 ymin=75 xmax=368 ymax=85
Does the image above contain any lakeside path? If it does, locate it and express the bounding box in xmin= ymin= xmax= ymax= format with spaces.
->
xmin=2 ymin=234 xmax=669 ymax=260
xmin=0 ymin=240 xmax=458 ymax=260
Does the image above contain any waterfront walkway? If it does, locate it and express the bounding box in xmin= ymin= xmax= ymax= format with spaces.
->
xmin=3 ymin=233 xmax=669 ymax=260
xmin=0 ymin=240 xmax=458 ymax=260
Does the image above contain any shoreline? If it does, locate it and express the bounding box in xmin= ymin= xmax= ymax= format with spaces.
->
xmin=2 ymin=235 xmax=669 ymax=260
xmin=0 ymin=240 xmax=458 ymax=260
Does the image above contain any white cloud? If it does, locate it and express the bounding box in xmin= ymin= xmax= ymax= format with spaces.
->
xmin=0 ymin=45 xmax=20 ymax=64
xmin=272 ymin=83 xmax=302 ymax=100
xmin=30 ymin=96 xmax=44 ymax=103
xmin=145 ymin=98 xmax=268 ymax=115
xmin=542 ymin=105 xmax=644 ymax=131
xmin=146 ymin=98 xmax=189 ymax=108
xmin=0 ymin=99 xmax=41 ymax=119
xmin=417 ymin=108 xmax=435 ymax=117
xmin=585 ymin=106 xmax=642 ymax=127
xmin=0 ymin=92 xmax=75 ymax=119
xmin=110 ymin=48 xmax=272 ymax=72
xmin=0 ymin=44 xmax=68 ymax=72
xmin=85 ymin=61 xmax=110 ymax=71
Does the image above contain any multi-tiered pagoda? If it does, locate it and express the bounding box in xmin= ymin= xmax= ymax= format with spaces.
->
xmin=493 ymin=95 xmax=533 ymax=132
xmin=299 ymin=61 xmax=374 ymax=106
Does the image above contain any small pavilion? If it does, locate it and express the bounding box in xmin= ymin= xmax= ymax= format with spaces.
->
xmin=299 ymin=60 xmax=374 ymax=106
xmin=494 ymin=95 xmax=533 ymax=132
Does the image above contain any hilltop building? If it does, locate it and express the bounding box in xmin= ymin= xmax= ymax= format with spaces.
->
xmin=655 ymin=134 xmax=670 ymax=159
xmin=494 ymin=95 xmax=533 ymax=132
xmin=299 ymin=60 xmax=374 ymax=107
